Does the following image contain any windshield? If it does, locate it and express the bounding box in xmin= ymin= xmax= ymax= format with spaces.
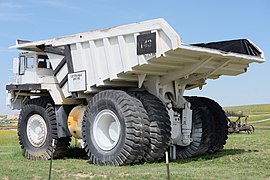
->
xmin=38 ymin=55 xmax=51 ymax=69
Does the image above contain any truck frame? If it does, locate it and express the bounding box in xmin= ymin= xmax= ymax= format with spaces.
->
xmin=6 ymin=19 xmax=264 ymax=165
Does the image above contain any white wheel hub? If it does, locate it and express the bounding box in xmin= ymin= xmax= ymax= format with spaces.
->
xmin=93 ymin=110 xmax=121 ymax=151
xmin=27 ymin=114 xmax=47 ymax=147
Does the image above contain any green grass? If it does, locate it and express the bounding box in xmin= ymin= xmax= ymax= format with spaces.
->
xmin=224 ymin=104 xmax=270 ymax=115
xmin=0 ymin=119 xmax=17 ymax=129
xmin=1 ymin=122 xmax=270 ymax=180
xmin=224 ymin=104 xmax=270 ymax=132
xmin=1 ymin=104 xmax=269 ymax=179
xmin=228 ymin=115 xmax=270 ymax=123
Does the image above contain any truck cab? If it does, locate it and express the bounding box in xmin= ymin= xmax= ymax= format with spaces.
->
xmin=15 ymin=52 xmax=53 ymax=84
xmin=7 ymin=52 xmax=57 ymax=110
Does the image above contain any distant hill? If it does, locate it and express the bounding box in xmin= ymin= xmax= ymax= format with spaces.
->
xmin=224 ymin=104 xmax=270 ymax=115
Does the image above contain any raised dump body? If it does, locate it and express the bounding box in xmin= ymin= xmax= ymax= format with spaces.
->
xmin=13 ymin=19 xmax=264 ymax=99
xmin=7 ymin=19 xmax=265 ymax=166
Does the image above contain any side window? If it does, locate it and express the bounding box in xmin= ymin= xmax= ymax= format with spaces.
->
xmin=46 ymin=58 xmax=51 ymax=68
xmin=26 ymin=57 xmax=34 ymax=69
xmin=38 ymin=55 xmax=51 ymax=69
xmin=19 ymin=56 xmax=25 ymax=75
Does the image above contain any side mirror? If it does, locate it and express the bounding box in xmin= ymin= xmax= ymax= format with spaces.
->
xmin=13 ymin=58 xmax=19 ymax=74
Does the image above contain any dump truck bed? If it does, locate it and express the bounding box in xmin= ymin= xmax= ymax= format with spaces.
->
xmin=13 ymin=19 xmax=264 ymax=97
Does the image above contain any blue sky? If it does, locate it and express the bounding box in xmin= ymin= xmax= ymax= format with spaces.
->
xmin=0 ymin=0 xmax=269 ymax=115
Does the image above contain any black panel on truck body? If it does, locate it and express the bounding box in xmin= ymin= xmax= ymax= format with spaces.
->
xmin=192 ymin=39 xmax=261 ymax=57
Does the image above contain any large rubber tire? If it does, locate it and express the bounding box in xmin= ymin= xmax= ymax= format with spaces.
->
xmin=131 ymin=91 xmax=171 ymax=162
xmin=18 ymin=98 xmax=71 ymax=160
xmin=194 ymin=97 xmax=228 ymax=153
xmin=82 ymin=90 xmax=150 ymax=166
xmin=176 ymin=98 xmax=213 ymax=159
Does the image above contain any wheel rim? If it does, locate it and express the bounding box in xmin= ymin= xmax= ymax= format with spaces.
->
xmin=26 ymin=114 xmax=48 ymax=147
xmin=93 ymin=109 xmax=121 ymax=151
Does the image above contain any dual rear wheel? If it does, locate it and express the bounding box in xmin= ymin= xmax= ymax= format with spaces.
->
xmin=176 ymin=96 xmax=228 ymax=159
xmin=81 ymin=90 xmax=171 ymax=165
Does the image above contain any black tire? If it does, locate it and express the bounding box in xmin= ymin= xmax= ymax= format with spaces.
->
xmin=176 ymin=98 xmax=213 ymax=159
xmin=249 ymin=125 xmax=255 ymax=134
xmin=194 ymin=97 xmax=228 ymax=153
xmin=131 ymin=91 xmax=171 ymax=162
xmin=82 ymin=90 xmax=150 ymax=166
xmin=18 ymin=98 xmax=71 ymax=160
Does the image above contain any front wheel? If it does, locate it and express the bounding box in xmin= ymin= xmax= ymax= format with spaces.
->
xmin=18 ymin=98 xmax=70 ymax=160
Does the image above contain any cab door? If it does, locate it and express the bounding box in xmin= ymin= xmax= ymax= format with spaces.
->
xmin=18 ymin=55 xmax=38 ymax=84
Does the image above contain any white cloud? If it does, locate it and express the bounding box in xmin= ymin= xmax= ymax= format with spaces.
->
xmin=0 ymin=1 xmax=28 ymax=21
xmin=0 ymin=12 xmax=29 ymax=21
xmin=0 ymin=2 xmax=25 ymax=8
xmin=0 ymin=48 xmax=16 ymax=53
xmin=28 ymin=0 xmax=78 ymax=9
xmin=0 ymin=0 xmax=78 ymax=21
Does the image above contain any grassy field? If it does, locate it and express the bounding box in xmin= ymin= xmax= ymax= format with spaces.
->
xmin=0 ymin=105 xmax=269 ymax=179
xmin=224 ymin=104 xmax=270 ymax=115
xmin=0 ymin=119 xmax=17 ymax=129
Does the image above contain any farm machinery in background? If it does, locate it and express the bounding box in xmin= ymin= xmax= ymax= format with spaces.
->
xmin=228 ymin=115 xmax=255 ymax=134
xmin=6 ymin=19 xmax=264 ymax=165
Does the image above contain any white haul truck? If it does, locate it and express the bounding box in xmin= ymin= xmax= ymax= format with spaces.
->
xmin=6 ymin=19 xmax=264 ymax=165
